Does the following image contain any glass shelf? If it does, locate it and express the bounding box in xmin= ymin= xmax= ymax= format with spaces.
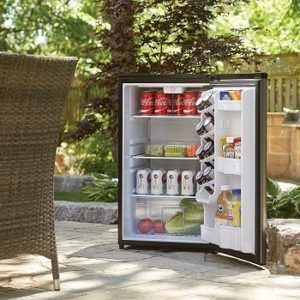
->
xmin=132 ymin=154 xmax=198 ymax=160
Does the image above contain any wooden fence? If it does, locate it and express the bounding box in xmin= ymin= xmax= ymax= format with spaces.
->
xmin=268 ymin=76 xmax=299 ymax=112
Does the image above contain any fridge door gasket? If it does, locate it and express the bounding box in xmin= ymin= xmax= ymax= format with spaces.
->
xmin=118 ymin=74 xmax=266 ymax=265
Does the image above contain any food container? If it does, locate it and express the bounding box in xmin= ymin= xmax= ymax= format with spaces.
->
xmin=164 ymin=145 xmax=187 ymax=157
xmin=187 ymin=144 xmax=200 ymax=157
xmin=145 ymin=144 xmax=164 ymax=157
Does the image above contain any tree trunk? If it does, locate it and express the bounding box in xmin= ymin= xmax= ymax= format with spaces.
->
xmin=104 ymin=0 xmax=136 ymax=164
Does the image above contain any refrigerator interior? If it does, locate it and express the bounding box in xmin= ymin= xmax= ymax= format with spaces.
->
xmin=122 ymin=83 xmax=209 ymax=243
xmin=122 ymin=82 xmax=257 ymax=254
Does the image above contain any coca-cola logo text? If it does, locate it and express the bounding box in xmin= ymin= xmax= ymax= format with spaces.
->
xmin=141 ymin=98 xmax=153 ymax=106
xmin=183 ymin=98 xmax=196 ymax=106
xmin=155 ymin=99 xmax=167 ymax=106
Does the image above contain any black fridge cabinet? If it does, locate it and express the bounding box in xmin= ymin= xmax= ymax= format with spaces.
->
xmin=118 ymin=73 xmax=267 ymax=265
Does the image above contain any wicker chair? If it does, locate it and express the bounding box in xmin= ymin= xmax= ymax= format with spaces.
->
xmin=0 ymin=52 xmax=77 ymax=290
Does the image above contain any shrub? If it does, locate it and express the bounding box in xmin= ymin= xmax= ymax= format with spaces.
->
xmin=57 ymin=131 xmax=117 ymax=177
xmin=82 ymin=174 xmax=118 ymax=202
xmin=267 ymin=177 xmax=300 ymax=218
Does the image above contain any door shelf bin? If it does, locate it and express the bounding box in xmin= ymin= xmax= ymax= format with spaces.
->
xmin=216 ymin=100 xmax=242 ymax=111
xmin=201 ymin=225 xmax=241 ymax=251
xmin=133 ymin=197 xmax=204 ymax=237
xmin=216 ymin=157 xmax=241 ymax=175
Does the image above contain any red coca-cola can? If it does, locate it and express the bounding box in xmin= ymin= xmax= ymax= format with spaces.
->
xmin=140 ymin=90 xmax=154 ymax=115
xmin=174 ymin=94 xmax=184 ymax=115
xmin=154 ymin=91 xmax=168 ymax=115
xmin=183 ymin=91 xmax=198 ymax=115
xmin=167 ymin=94 xmax=173 ymax=114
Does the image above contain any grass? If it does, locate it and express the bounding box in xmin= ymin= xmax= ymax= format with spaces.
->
xmin=54 ymin=191 xmax=88 ymax=202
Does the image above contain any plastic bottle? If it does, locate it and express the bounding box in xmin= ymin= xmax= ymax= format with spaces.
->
xmin=227 ymin=188 xmax=241 ymax=227
xmin=215 ymin=185 xmax=231 ymax=226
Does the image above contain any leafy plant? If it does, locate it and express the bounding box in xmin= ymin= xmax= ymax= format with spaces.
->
xmin=266 ymin=177 xmax=300 ymax=218
xmin=82 ymin=174 xmax=118 ymax=202
xmin=57 ymin=131 xmax=117 ymax=177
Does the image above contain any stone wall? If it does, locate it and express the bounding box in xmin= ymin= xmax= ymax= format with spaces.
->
xmin=267 ymin=113 xmax=300 ymax=181
xmin=267 ymin=219 xmax=300 ymax=274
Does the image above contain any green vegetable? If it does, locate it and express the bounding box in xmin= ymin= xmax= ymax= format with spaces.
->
xmin=165 ymin=212 xmax=201 ymax=235
xmin=145 ymin=144 xmax=164 ymax=156
xmin=165 ymin=199 xmax=204 ymax=235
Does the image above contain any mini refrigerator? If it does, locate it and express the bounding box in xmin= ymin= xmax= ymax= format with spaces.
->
xmin=118 ymin=73 xmax=267 ymax=265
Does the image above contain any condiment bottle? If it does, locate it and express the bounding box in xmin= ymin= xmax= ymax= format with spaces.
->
xmin=223 ymin=137 xmax=235 ymax=158
xmin=215 ymin=185 xmax=231 ymax=226
xmin=227 ymin=188 xmax=241 ymax=227
xmin=233 ymin=137 xmax=241 ymax=159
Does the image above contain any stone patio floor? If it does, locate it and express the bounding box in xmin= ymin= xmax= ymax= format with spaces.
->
xmin=1 ymin=221 xmax=300 ymax=300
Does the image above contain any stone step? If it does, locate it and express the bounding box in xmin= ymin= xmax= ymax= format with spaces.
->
xmin=54 ymin=201 xmax=118 ymax=225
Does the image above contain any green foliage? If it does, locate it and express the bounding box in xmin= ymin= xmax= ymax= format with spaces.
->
xmin=54 ymin=191 xmax=88 ymax=202
xmin=0 ymin=0 xmax=100 ymax=75
xmin=266 ymin=177 xmax=281 ymax=198
xmin=212 ymin=0 xmax=300 ymax=54
xmin=82 ymin=174 xmax=118 ymax=202
xmin=57 ymin=131 xmax=117 ymax=177
xmin=267 ymin=178 xmax=300 ymax=218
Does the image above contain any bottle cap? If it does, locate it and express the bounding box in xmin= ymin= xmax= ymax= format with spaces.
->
xmin=226 ymin=137 xmax=234 ymax=143
xmin=232 ymin=188 xmax=241 ymax=194
xmin=220 ymin=185 xmax=231 ymax=191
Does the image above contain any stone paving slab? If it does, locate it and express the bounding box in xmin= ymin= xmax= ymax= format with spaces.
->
xmin=0 ymin=221 xmax=300 ymax=300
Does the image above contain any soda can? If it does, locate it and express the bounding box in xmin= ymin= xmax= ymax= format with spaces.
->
xmin=154 ymin=91 xmax=168 ymax=115
xmin=151 ymin=169 xmax=166 ymax=195
xmin=166 ymin=170 xmax=181 ymax=195
xmin=183 ymin=91 xmax=198 ymax=115
xmin=203 ymin=115 xmax=214 ymax=132
xmin=181 ymin=170 xmax=195 ymax=196
xmin=195 ymin=145 xmax=204 ymax=160
xmin=196 ymin=90 xmax=214 ymax=111
xmin=166 ymin=94 xmax=173 ymax=114
xmin=196 ymin=170 xmax=204 ymax=185
xmin=203 ymin=141 xmax=214 ymax=158
xmin=140 ymin=91 xmax=154 ymax=115
xmin=204 ymin=184 xmax=214 ymax=195
xmin=136 ymin=168 xmax=151 ymax=194
xmin=202 ymin=165 xmax=214 ymax=183
xmin=195 ymin=119 xmax=205 ymax=135
xmin=174 ymin=94 xmax=184 ymax=115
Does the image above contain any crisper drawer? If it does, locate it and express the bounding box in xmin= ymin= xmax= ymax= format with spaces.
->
xmin=132 ymin=197 xmax=204 ymax=237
